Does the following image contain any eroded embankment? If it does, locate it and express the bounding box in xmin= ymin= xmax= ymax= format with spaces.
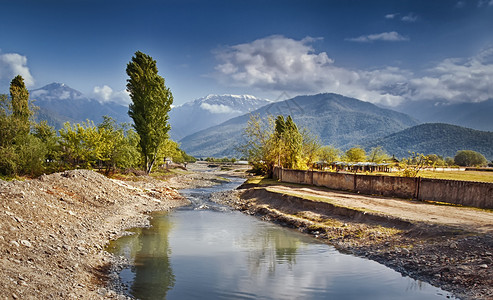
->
xmin=215 ymin=185 xmax=493 ymax=300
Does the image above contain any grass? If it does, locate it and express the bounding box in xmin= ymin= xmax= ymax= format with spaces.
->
xmin=367 ymin=170 xmax=493 ymax=183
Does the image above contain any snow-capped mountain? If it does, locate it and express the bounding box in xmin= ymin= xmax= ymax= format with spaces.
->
xmin=30 ymin=83 xmax=131 ymax=128
xmin=169 ymin=94 xmax=271 ymax=141
xmin=31 ymin=83 xmax=85 ymax=102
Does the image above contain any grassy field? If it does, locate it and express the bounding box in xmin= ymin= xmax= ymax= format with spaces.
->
xmin=372 ymin=170 xmax=493 ymax=183
xmin=247 ymin=169 xmax=493 ymax=184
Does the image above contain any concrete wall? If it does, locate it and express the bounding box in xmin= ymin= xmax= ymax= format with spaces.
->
xmin=273 ymin=167 xmax=493 ymax=209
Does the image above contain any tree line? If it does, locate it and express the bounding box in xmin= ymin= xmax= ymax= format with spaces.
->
xmin=239 ymin=114 xmax=490 ymax=176
xmin=0 ymin=52 xmax=195 ymax=178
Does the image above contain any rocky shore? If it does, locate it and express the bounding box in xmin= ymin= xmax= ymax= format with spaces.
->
xmin=212 ymin=185 xmax=493 ymax=300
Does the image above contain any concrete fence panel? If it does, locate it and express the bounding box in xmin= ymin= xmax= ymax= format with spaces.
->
xmin=272 ymin=167 xmax=493 ymax=209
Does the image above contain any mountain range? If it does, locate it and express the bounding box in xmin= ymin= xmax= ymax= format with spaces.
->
xmin=365 ymin=123 xmax=493 ymax=160
xmin=30 ymin=83 xmax=131 ymax=128
xmin=391 ymin=99 xmax=493 ymax=132
xmin=168 ymin=94 xmax=270 ymax=140
xmin=179 ymin=93 xmax=419 ymax=157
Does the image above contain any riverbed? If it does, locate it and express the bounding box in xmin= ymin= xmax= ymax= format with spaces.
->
xmin=108 ymin=176 xmax=457 ymax=299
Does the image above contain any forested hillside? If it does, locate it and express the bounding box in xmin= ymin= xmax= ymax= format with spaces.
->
xmin=365 ymin=123 xmax=493 ymax=160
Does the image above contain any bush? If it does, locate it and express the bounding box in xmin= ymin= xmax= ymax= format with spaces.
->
xmin=454 ymin=150 xmax=487 ymax=167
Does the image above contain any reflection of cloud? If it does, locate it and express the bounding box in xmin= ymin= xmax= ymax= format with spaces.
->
xmin=93 ymin=85 xmax=131 ymax=105
xmin=213 ymin=35 xmax=493 ymax=106
xmin=346 ymin=31 xmax=409 ymax=43
xmin=200 ymin=102 xmax=240 ymax=114
xmin=0 ymin=52 xmax=35 ymax=87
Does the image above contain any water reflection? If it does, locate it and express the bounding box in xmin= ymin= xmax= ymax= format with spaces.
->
xmin=238 ymin=227 xmax=300 ymax=276
xmin=108 ymin=212 xmax=175 ymax=299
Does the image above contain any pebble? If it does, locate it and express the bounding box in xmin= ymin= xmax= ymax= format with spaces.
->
xmin=449 ymin=242 xmax=458 ymax=249
xmin=20 ymin=240 xmax=32 ymax=247
xmin=479 ymin=264 xmax=488 ymax=269
xmin=10 ymin=241 xmax=20 ymax=247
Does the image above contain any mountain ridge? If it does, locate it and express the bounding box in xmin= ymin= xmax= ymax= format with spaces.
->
xmin=179 ymin=93 xmax=420 ymax=157
xmin=29 ymin=83 xmax=131 ymax=128
xmin=169 ymin=94 xmax=271 ymax=140
xmin=365 ymin=123 xmax=493 ymax=160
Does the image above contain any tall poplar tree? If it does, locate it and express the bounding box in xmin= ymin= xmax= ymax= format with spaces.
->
xmin=126 ymin=51 xmax=173 ymax=174
xmin=9 ymin=75 xmax=31 ymax=136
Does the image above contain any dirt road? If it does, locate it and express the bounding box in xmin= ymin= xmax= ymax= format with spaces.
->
xmin=267 ymin=185 xmax=493 ymax=234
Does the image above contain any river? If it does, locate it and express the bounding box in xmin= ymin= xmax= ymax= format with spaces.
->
xmin=107 ymin=176 xmax=457 ymax=299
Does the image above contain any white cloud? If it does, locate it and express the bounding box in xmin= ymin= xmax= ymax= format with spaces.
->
xmin=455 ymin=1 xmax=466 ymax=8
xmin=406 ymin=48 xmax=493 ymax=103
xmin=213 ymin=35 xmax=493 ymax=106
xmin=0 ymin=52 xmax=35 ymax=87
xmin=346 ymin=31 xmax=409 ymax=43
xmin=93 ymin=85 xmax=131 ymax=105
xmin=401 ymin=13 xmax=418 ymax=22
xmin=478 ymin=0 xmax=493 ymax=7
xmin=385 ymin=13 xmax=398 ymax=19
xmin=200 ymin=102 xmax=240 ymax=114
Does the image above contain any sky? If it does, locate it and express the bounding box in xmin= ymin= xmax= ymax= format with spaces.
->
xmin=1 ymin=0 xmax=493 ymax=106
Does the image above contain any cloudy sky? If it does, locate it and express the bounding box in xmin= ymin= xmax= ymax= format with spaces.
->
xmin=1 ymin=0 xmax=492 ymax=106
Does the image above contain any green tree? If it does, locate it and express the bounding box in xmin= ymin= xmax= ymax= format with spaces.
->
xmin=367 ymin=146 xmax=390 ymax=163
xmin=126 ymin=51 xmax=173 ymax=174
xmin=33 ymin=121 xmax=62 ymax=172
xmin=283 ymin=116 xmax=303 ymax=169
xmin=454 ymin=150 xmax=487 ymax=167
xmin=318 ymin=145 xmax=341 ymax=164
xmin=0 ymin=76 xmax=47 ymax=177
xmin=238 ymin=114 xmax=276 ymax=175
xmin=9 ymin=75 xmax=31 ymax=136
xmin=344 ymin=147 xmax=366 ymax=162
xmin=301 ymin=129 xmax=321 ymax=169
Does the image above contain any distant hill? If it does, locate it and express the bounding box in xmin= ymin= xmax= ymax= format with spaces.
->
xmin=179 ymin=93 xmax=419 ymax=157
xmin=391 ymin=99 xmax=493 ymax=132
xmin=365 ymin=123 xmax=493 ymax=160
xmin=169 ymin=94 xmax=270 ymax=140
xmin=30 ymin=83 xmax=131 ymax=128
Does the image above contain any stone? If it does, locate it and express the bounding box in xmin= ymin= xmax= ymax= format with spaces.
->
xmin=449 ymin=242 xmax=458 ymax=249
xmin=479 ymin=264 xmax=488 ymax=269
xmin=10 ymin=240 xmax=19 ymax=247
xmin=20 ymin=240 xmax=32 ymax=247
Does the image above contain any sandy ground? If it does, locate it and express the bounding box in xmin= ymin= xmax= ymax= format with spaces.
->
xmin=214 ymin=182 xmax=493 ymax=300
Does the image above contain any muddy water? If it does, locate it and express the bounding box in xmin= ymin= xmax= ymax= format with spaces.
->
xmin=108 ymin=177 xmax=457 ymax=300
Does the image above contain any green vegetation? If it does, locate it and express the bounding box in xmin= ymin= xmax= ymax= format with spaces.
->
xmin=126 ymin=51 xmax=174 ymax=174
xmin=1 ymin=57 xmax=194 ymax=179
xmin=454 ymin=150 xmax=487 ymax=167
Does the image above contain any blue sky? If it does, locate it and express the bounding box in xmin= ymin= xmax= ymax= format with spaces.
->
xmin=1 ymin=0 xmax=492 ymax=106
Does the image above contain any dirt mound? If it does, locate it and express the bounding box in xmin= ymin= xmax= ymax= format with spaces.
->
xmin=0 ymin=169 xmax=188 ymax=299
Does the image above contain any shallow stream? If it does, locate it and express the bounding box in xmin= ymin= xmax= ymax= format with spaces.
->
xmin=108 ymin=176 xmax=457 ymax=299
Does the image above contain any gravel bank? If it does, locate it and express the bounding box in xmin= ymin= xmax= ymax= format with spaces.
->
xmin=0 ymin=169 xmax=189 ymax=299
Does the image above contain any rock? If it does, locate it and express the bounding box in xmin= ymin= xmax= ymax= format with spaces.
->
xmin=449 ymin=242 xmax=458 ymax=249
xmin=479 ymin=264 xmax=488 ymax=269
xmin=20 ymin=240 xmax=32 ymax=247
xmin=10 ymin=241 xmax=19 ymax=247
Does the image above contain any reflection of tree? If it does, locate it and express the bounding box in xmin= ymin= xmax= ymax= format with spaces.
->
xmin=239 ymin=227 xmax=301 ymax=277
xmin=108 ymin=213 xmax=175 ymax=300
xmin=131 ymin=214 xmax=175 ymax=300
